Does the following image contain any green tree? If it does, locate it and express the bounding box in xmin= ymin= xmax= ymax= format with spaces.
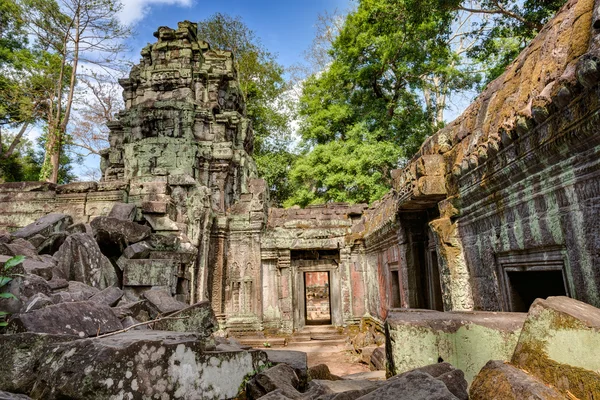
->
xmin=197 ymin=13 xmax=296 ymax=206
xmin=20 ymin=0 xmax=131 ymax=183
xmin=446 ymin=0 xmax=566 ymax=84
xmin=288 ymin=0 xmax=473 ymax=206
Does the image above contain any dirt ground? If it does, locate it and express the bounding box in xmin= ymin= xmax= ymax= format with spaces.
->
xmin=304 ymin=347 xmax=371 ymax=376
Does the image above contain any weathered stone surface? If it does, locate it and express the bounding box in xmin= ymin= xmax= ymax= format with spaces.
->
xmin=36 ymin=232 xmax=68 ymax=255
xmin=470 ymin=360 xmax=565 ymax=400
xmin=91 ymin=216 xmax=151 ymax=255
xmin=357 ymin=371 xmax=459 ymax=400
xmin=0 ymin=333 xmax=76 ymax=394
xmin=308 ymin=364 xmax=341 ymax=381
xmin=21 ymin=292 xmax=53 ymax=313
xmin=56 ymin=181 xmax=98 ymax=194
xmin=122 ymin=258 xmax=176 ymax=289
xmin=152 ymin=301 xmax=218 ymax=340
xmin=28 ymin=331 xmax=268 ymax=400
xmin=122 ymin=241 xmax=152 ymax=259
xmin=0 ymin=239 xmax=39 ymax=259
xmin=53 ymin=233 xmax=117 ymax=289
xmin=12 ymin=214 xmax=72 ymax=240
xmin=143 ymin=288 xmax=185 ymax=314
xmin=107 ymin=202 xmax=136 ymax=221
xmin=511 ymin=296 xmax=600 ymax=399
xmin=393 ymin=363 xmax=468 ymax=400
xmin=264 ymin=350 xmax=309 ymax=389
xmin=385 ymin=310 xmax=525 ymax=383
xmin=8 ymin=301 xmax=123 ymax=337
xmin=247 ymin=363 xmax=302 ymax=400
xmin=67 ymin=280 xmax=100 ymax=299
xmin=89 ymin=286 xmax=124 ymax=307
xmin=21 ymin=259 xmax=54 ymax=281
xmin=51 ymin=291 xmax=85 ymax=304
xmin=0 ymin=391 xmax=33 ymax=399
xmin=369 ymin=347 xmax=385 ymax=371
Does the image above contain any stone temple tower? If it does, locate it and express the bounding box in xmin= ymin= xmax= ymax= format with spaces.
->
xmin=98 ymin=21 xmax=267 ymax=312
xmin=100 ymin=20 xmax=257 ymax=213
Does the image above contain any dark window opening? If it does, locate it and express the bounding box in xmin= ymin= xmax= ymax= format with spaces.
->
xmin=506 ymin=270 xmax=567 ymax=312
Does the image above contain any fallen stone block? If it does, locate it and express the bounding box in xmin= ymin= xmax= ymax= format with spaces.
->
xmin=143 ymin=288 xmax=185 ymax=315
xmin=0 ymin=239 xmax=39 ymax=259
xmin=0 ymin=390 xmax=33 ymax=399
xmin=53 ymin=234 xmax=117 ymax=289
xmin=0 ymin=333 xmax=76 ymax=394
xmin=247 ymin=363 xmax=301 ymax=400
xmin=12 ymin=214 xmax=72 ymax=240
xmin=67 ymin=280 xmax=100 ymax=299
xmin=122 ymin=241 xmax=152 ymax=259
xmin=27 ymin=331 xmax=268 ymax=400
xmin=89 ymin=286 xmax=123 ymax=307
xmin=108 ymin=202 xmax=137 ymax=221
xmin=511 ymin=296 xmax=600 ymax=399
xmin=370 ymin=346 xmax=385 ymax=371
xmin=91 ymin=216 xmax=150 ymax=255
xmin=8 ymin=300 xmax=123 ymax=337
xmin=308 ymin=364 xmax=341 ymax=381
xmin=309 ymin=379 xmax=382 ymax=396
xmin=151 ymin=301 xmax=218 ymax=340
xmin=26 ymin=234 xmax=46 ymax=248
xmin=47 ymin=278 xmax=68 ymax=291
xmin=21 ymin=259 xmax=54 ymax=281
xmin=264 ymin=350 xmax=309 ymax=389
xmin=36 ymin=232 xmax=68 ymax=255
xmin=51 ymin=291 xmax=85 ymax=304
xmin=390 ymin=362 xmax=468 ymax=400
xmin=356 ymin=370 xmax=459 ymax=400
xmin=470 ymin=360 xmax=565 ymax=400
xmin=21 ymin=293 xmax=53 ymax=313
xmin=385 ymin=309 xmax=525 ymax=383
xmin=122 ymin=259 xmax=176 ymax=289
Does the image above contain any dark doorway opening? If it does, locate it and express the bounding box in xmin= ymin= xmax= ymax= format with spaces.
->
xmin=304 ymin=271 xmax=331 ymax=325
xmin=506 ymin=270 xmax=567 ymax=312
xmin=391 ymin=270 xmax=401 ymax=308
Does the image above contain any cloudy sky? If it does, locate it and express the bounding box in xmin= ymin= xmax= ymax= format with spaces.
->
xmin=119 ymin=0 xmax=349 ymax=69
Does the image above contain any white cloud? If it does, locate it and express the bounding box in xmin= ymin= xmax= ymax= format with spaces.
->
xmin=119 ymin=0 xmax=194 ymax=26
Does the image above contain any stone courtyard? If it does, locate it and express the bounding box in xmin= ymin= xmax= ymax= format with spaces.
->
xmin=2 ymin=0 xmax=600 ymax=398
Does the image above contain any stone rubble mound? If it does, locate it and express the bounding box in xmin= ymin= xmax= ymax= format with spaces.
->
xmin=245 ymin=361 xmax=468 ymax=400
xmin=0 ymin=205 xmax=270 ymax=399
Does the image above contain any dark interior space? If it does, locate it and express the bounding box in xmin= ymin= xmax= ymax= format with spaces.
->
xmin=507 ymin=270 xmax=567 ymax=312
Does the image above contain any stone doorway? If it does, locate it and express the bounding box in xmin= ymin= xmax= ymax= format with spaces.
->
xmin=291 ymin=250 xmax=342 ymax=331
xmin=304 ymin=271 xmax=331 ymax=325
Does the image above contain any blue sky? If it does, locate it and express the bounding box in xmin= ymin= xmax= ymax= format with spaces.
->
xmin=121 ymin=0 xmax=351 ymax=70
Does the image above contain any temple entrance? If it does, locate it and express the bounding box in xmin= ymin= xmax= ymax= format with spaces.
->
xmin=291 ymin=249 xmax=342 ymax=331
xmin=304 ymin=271 xmax=331 ymax=325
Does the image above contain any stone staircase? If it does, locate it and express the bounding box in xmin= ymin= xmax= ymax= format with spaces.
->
xmin=232 ymin=325 xmax=348 ymax=349
xmin=286 ymin=325 xmax=348 ymax=349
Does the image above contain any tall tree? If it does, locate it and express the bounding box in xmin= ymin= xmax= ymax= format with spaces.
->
xmin=287 ymin=0 xmax=474 ymax=206
xmin=20 ymin=0 xmax=131 ymax=183
xmin=446 ymin=0 xmax=566 ymax=84
xmin=197 ymin=13 xmax=296 ymax=206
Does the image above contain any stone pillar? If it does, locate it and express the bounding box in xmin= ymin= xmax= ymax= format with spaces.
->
xmin=429 ymin=199 xmax=474 ymax=311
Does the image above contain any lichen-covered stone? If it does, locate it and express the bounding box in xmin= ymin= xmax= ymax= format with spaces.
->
xmin=8 ymin=301 xmax=123 ymax=337
xmin=511 ymin=296 xmax=600 ymax=399
xmin=12 ymin=214 xmax=72 ymax=240
xmin=53 ymin=233 xmax=117 ymax=289
xmin=90 ymin=217 xmax=151 ymax=254
xmin=28 ymin=331 xmax=268 ymax=400
xmin=0 ymin=333 xmax=76 ymax=394
xmin=470 ymin=360 xmax=565 ymax=400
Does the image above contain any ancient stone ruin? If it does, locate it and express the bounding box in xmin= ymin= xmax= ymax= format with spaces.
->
xmin=2 ymin=0 xmax=600 ymax=397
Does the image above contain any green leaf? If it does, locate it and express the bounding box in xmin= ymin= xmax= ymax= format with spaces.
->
xmin=0 ymin=322 xmax=8 ymax=327
xmin=0 ymin=277 xmax=12 ymax=287
xmin=4 ymin=255 xmax=25 ymax=269
xmin=0 ymin=311 xmax=9 ymax=316
xmin=0 ymin=292 xmax=16 ymax=299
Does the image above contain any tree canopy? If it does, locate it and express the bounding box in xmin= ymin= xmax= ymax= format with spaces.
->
xmin=198 ymin=13 xmax=296 ymax=206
